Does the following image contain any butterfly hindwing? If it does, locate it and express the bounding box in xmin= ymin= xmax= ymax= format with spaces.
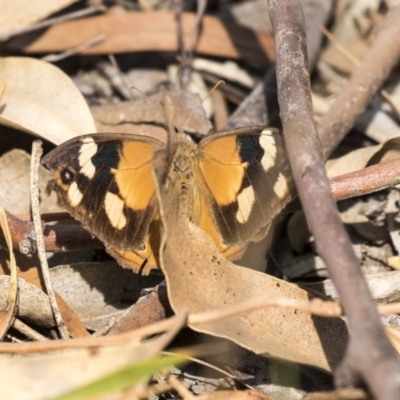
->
xmin=197 ymin=127 xmax=293 ymax=249
xmin=42 ymin=133 xmax=163 ymax=272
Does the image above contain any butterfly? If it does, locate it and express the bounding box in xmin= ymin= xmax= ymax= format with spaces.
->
xmin=42 ymin=126 xmax=293 ymax=274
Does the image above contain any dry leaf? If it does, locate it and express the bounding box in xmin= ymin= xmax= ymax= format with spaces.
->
xmin=0 ymin=0 xmax=78 ymax=37
xmin=0 ymin=275 xmax=54 ymax=328
xmin=92 ymin=90 xmax=212 ymax=141
xmin=0 ymin=251 xmax=89 ymax=336
xmin=0 ymin=149 xmax=59 ymax=214
xmin=153 ymin=146 xmax=348 ymax=372
xmin=0 ymin=334 xmax=166 ymax=399
xmin=7 ymin=11 xmax=275 ymax=66
xmin=327 ymin=136 xmax=400 ymax=178
xmin=50 ymin=262 xmax=162 ymax=331
xmin=0 ymin=57 xmax=96 ymax=144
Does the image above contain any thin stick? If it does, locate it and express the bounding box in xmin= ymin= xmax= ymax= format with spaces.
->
xmin=13 ymin=318 xmax=49 ymax=342
xmin=107 ymin=54 xmax=135 ymax=100
xmin=0 ymin=5 xmax=106 ymax=41
xmin=319 ymin=24 xmax=400 ymax=122
xmin=30 ymin=140 xmax=69 ymax=340
xmin=168 ymin=375 xmax=196 ymax=400
xmin=318 ymin=7 xmax=400 ymax=158
xmin=42 ymin=34 xmax=105 ymax=63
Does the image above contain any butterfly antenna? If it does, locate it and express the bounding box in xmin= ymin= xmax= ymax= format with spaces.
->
xmin=182 ymin=80 xmax=225 ymax=132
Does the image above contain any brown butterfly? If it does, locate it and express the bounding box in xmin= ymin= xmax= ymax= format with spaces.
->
xmin=42 ymin=126 xmax=292 ymax=274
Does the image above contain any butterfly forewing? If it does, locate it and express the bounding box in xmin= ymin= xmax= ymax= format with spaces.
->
xmin=42 ymin=133 xmax=162 ymax=257
xmin=197 ymin=127 xmax=293 ymax=246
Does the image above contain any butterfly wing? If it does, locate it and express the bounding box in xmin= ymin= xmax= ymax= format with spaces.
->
xmin=42 ymin=133 xmax=163 ymax=273
xmin=196 ymin=127 xmax=293 ymax=255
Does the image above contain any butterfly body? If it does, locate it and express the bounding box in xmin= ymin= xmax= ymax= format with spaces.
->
xmin=42 ymin=127 xmax=293 ymax=274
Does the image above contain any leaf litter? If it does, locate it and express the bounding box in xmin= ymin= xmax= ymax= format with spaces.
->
xmin=1 ymin=0 xmax=400 ymax=399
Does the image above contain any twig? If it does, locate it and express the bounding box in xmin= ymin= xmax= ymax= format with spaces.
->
xmin=30 ymin=141 xmax=69 ymax=340
xmin=107 ymin=54 xmax=135 ymax=100
xmin=6 ymin=211 xmax=101 ymax=254
xmin=319 ymin=24 xmax=400 ymax=122
xmin=267 ymin=1 xmax=400 ymax=399
xmin=329 ymin=158 xmax=400 ymax=201
xmin=318 ymin=6 xmax=400 ymax=158
xmin=168 ymin=375 xmax=196 ymax=400
xmin=12 ymin=318 xmax=49 ymax=342
xmin=0 ymin=5 xmax=106 ymax=41
xmin=42 ymin=34 xmax=105 ymax=63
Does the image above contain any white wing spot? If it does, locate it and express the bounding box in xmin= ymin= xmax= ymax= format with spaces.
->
xmin=105 ymin=192 xmax=127 ymax=230
xmin=79 ymin=137 xmax=98 ymax=179
xmin=236 ymin=185 xmax=255 ymax=224
xmin=259 ymin=131 xmax=277 ymax=171
xmin=67 ymin=182 xmax=83 ymax=207
xmin=273 ymin=173 xmax=289 ymax=199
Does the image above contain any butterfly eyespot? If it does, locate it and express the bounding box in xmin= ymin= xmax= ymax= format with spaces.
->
xmin=60 ymin=167 xmax=75 ymax=185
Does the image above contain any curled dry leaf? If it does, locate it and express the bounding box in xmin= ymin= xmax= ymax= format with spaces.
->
xmin=327 ymin=136 xmax=400 ymax=178
xmin=92 ymin=90 xmax=212 ymax=141
xmin=0 ymin=57 xmax=96 ymax=144
xmin=0 ymin=0 xmax=78 ymax=38
xmin=0 ymin=275 xmax=54 ymax=328
xmin=153 ymin=147 xmax=348 ymax=372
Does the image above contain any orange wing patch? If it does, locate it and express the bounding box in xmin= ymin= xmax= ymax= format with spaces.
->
xmin=115 ymin=142 xmax=157 ymax=210
xmin=199 ymin=136 xmax=245 ymax=206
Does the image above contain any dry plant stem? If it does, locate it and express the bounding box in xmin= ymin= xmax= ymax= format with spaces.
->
xmin=30 ymin=141 xmax=69 ymax=340
xmin=13 ymin=318 xmax=49 ymax=342
xmin=329 ymin=158 xmax=400 ymax=201
xmin=318 ymin=6 xmax=400 ymax=158
xmin=0 ymin=5 xmax=106 ymax=41
xmin=0 ymin=311 xmax=187 ymax=354
xmin=268 ymin=1 xmax=400 ymax=398
xmin=320 ymin=24 xmax=400 ymax=122
xmin=168 ymin=375 xmax=196 ymax=400
xmin=42 ymin=34 xmax=105 ymax=63
xmin=6 ymin=211 xmax=101 ymax=254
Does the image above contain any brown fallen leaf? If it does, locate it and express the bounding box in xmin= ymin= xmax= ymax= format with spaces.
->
xmin=0 ymin=149 xmax=59 ymax=214
xmin=153 ymin=136 xmax=348 ymax=372
xmin=0 ymin=57 xmax=96 ymax=144
xmin=0 ymin=0 xmax=78 ymax=37
xmin=92 ymin=90 xmax=212 ymax=141
xmin=326 ymin=136 xmax=400 ymax=178
xmin=7 ymin=11 xmax=275 ymax=66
